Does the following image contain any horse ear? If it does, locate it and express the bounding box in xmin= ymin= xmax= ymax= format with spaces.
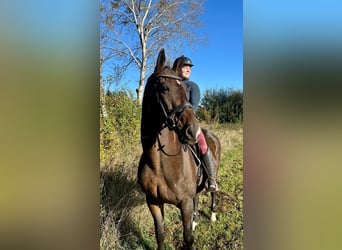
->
xmin=175 ymin=59 xmax=181 ymax=75
xmin=154 ymin=49 xmax=165 ymax=72
xmin=173 ymin=56 xmax=183 ymax=76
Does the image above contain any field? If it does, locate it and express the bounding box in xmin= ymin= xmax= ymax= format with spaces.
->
xmin=100 ymin=122 xmax=243 ymax=249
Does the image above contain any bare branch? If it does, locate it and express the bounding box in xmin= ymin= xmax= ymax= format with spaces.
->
xmin=100 ymin=0 xmax=205 ymax=104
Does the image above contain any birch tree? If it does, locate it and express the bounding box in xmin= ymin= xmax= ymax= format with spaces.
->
xmin=100 ymin=0 xmax=205 ymax=105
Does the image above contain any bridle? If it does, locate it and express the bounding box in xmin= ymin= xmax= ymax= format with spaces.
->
xmin=152 ymin=73 xmax=194 ymax=155
xmin=153 ymin=73 xmax=193 ymax=131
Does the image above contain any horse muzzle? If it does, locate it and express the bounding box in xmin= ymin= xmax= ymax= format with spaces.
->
xmin=181 ymin=124 xmax=200 ymax=145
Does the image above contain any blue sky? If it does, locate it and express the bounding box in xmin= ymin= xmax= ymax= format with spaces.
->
xmin=184 ymin=0 xmax=243 ymax=93
xmin=107 ymin=0 xmax=243 ymax=95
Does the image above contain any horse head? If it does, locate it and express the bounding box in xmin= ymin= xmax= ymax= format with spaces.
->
xmin=141 ymin=49 xmax=200 ymax=145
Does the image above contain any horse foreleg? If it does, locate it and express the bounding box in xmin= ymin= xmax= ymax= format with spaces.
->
xmin=192 ymin=194 xmax=199 ymax=231
xmin=180 ymin=199 xmax=195 ymax=250
xmin=210 ymin=192 xmax=217 ymax=222
xmin=147 ymin=200 xmax=165 ymax=250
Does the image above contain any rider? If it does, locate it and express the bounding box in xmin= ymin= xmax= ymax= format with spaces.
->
xmin=172 ymin=55 xmax=218 ymax=192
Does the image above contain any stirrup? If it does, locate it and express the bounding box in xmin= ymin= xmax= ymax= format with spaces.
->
xmin=207 ymin=177 xmax=218 ymax=192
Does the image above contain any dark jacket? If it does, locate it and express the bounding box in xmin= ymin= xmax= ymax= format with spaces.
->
xmin=184 ymin=80 xmax=200 ymax=113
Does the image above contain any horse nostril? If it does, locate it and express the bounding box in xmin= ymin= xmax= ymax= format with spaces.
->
xmin=185 ymin=126 xmax=194 ymax=138
xmin=183 ymin=124 xmax=200 ymax=144
xmin=186 ymin=125 xmax=200 ymax=140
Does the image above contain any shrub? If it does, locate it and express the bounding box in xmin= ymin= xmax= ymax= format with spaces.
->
xmin=100 ymin=88 xmax=141 ymax=166
xmin=197 ymin=88 xmax=243 ymax=123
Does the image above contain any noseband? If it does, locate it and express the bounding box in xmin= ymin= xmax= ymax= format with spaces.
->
xmin=154 ymin=74 xmax=193 ymax=130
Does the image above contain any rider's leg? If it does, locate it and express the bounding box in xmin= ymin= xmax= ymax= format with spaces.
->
xmin=198 ymin=129 xmax=218 ymax=192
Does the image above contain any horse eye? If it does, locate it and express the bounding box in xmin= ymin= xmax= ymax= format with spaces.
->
xmin=159 ymin=84 xmax=169 ymax=93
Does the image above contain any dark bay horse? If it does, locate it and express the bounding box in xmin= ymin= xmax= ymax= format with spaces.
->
xmin=138 ymin=49 xmax=221 ymax=250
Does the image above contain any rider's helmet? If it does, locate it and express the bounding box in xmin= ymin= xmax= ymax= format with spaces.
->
xmin=172 ymin=55 xmax=194 ymax=70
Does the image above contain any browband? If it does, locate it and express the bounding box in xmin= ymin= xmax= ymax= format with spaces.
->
xmin=156 ymin=74 xmax=183 ymax=81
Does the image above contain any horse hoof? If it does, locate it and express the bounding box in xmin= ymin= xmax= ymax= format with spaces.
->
xmin=210 ymin=212 xmax=217 ymax=222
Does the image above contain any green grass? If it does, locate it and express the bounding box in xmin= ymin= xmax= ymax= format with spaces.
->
xmin=100 ymin=122 xmax=243 ymax=249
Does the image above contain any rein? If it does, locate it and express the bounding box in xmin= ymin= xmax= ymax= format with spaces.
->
xmin=156 ymin=134 xmax=185 ymax=157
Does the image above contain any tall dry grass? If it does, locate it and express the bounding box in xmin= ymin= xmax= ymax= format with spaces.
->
xmin=100 ymin=122 xmax=243 ymax=249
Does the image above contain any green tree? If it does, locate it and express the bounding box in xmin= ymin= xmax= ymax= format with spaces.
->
xmin=100 ymin=88 xmax=141 ymax=164
xmin=197 ymin=88 xmax=243 ymax=123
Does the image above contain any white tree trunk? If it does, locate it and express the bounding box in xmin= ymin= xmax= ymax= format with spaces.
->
xmin=100 ymin=76 xmax=108 ymax=118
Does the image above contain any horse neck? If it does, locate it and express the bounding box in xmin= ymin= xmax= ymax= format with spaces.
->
xmin=157 ymin=129 xmax=197 ymax=185
xmin=158 ymin=127 xmax=181 ymax=149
